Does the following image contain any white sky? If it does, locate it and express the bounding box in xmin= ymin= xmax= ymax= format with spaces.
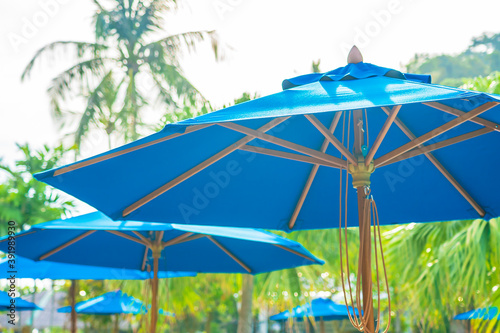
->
xmin=1 ymin=0 xmax=500 ymax=212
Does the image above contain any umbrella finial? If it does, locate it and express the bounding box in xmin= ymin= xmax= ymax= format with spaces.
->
xmin=347 ymin=46 xmax=363 ymax=64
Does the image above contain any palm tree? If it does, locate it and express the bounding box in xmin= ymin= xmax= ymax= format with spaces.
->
xmin=22 ymin=0 xmax=218 ymax=151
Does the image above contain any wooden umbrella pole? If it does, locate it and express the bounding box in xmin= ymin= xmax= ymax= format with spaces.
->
xmin=319 ymin=317 xmax=325 ymax=333
xmin=70 ymin=279 xmax=77 ymax=333
xmin=150 ymin=252 xmax=160 ymax=333
xmin=357 ymin=186 xmax=374 ymax=332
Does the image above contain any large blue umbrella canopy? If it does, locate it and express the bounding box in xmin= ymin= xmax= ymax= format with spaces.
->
xmin=454 ymin=307 xmax=499 ymax=320
xmin=0 ymin=290 xmax=42 ymax=311
xmin=0 ymin=212 xmax=323 ymax=274
xmin=270 ymin=298 xmax=357 ymax=322
xmin=32 ymin=61 xmax=500 ymax=231
xmin=0 ymin=255 xmax=195 ymax=280
xmin=58 ymin=290 xmax=149 ymax=315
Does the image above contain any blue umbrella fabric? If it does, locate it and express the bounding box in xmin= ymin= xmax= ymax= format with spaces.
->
xmin=454 ymin=307 xmax=499 ymax=320
xmin=0 ymin=212 xmax=323 ymax=333
xmin=33 ymin=60 xmax=500 ymax=232
xmin=0 ymin=290 xmax=42 ymax=311
xmin=270 ymin=298 xmax=357 ymax=322
xmin=0 ymin=255 xmax=195 ymax=280
xmin=0 ymin=211 xmax=323 ymax=274
xmin=58 ymin=290 xmax=150 ymax=315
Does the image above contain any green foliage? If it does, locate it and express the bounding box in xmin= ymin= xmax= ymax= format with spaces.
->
xmin=405 ymin=33 xmax=500 ymax=86
xmin=461 ymin=71 xmax=500 ymax=94
xmin=0 ymin=144 xmax=74 ymax=235
xmin=22 ymin=0 xmax=219 ymax=150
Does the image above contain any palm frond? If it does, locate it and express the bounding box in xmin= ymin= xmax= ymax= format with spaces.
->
xmin=21 ymin=41 xmax=107 ymax=81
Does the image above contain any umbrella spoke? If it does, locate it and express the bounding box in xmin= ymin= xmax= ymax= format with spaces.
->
xmin=122 ymin=117 xmax=290 ymax=217
xmin=304 ymin=114 xmax=357 ymax=165
xmin=54 ymin=124 xmax=212 ymax=176
xmin=364 ymin=105 xmax=401 ymax=165
xmin=206 ymin=236 xmax=252 ymax=273
xmin=424 ymin=102 xmax=500 ymax=132
xmin=219 ymin=122 xmax=345 ymax=167
xmin=378 ymin=110 xmax=486 ymax=217
xmin=239 ymin=145 xmax=341 ymax=168
xmin=39 ymin=230 xmax=96 ymax=260
xmin=378 ymin=127 xmax=493 ymax=167
xmin=105 ymin=230 xmax=150 ymax=246
xmin=141 ymin=246 xmax=150 ymax=271
xmin=374 ymin=102 xmax=498 ymax=166
xmin=288 ymin=112 xmax=343 ymax=230
xmin=161 ymin=232 xmax=195 ymax=247
xmin=163 ymin=233 xmax=207 ymax=247
xmin=273 ymin=244 xmax=317 ymax=262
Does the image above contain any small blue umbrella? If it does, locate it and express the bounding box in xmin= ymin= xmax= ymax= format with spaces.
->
xmin=454 ymin=307 xmax=499 ymax=320
xmin=58 ymin=290 xmax=149 ymax=315
xmin=270 ymin=298 xmax=357 ymax=333
xmin=0 ymin=290 xmax=42 ymax=311
xmin=0 ymin=212 xmax=323 ymax=332
xmin=0 ymin=255 xmax=195 ymax=280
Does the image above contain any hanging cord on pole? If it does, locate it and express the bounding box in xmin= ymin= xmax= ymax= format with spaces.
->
xmin=338 ymin=112 xmax=392 ymax=333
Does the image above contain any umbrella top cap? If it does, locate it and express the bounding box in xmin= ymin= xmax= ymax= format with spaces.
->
xmin=347 ymin=45 xmax=363 ymax=64
xmin=282 ymin=48 xmax=432 ymax=90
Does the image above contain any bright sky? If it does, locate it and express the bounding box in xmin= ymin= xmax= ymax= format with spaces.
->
xmin=1 ymin=0 xmax=500 ymax=211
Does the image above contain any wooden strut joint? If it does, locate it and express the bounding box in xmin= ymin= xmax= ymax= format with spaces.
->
xmin=218 ymin=122 xmax=346 ymax=168
xmin=122 ymin=117 xmax=290 ymax=217
xmin=424 ymin=102 xmax=500 ymax=133
xmin=375 ymin=102 xmax=498 ymax=166
xmin=39 ymin=230 xmax=96 ymax=260
xmin=364 ymin=105 xmax=401 ymax=166
xmin=378 ymin=127 xmax=493 ymax=167
xmin=380 ymin=109 xmax=486 ymax=217
xmin=288 ymin=112 xmax=343 ymax=230
xmin=207 ymin=236 xmax=252 ymax=273
xmin=304 ymin=114 xmax=357 ymax=165
xmin=238 ymin=145 xmax=342 ymax=169
xmin=54 ymin=124 xmax=212 ymax=176
xmin=273 ymin=244 xmax=317 ymax=262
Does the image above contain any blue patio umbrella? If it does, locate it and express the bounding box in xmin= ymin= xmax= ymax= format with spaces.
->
xmin=58 ymin=290 xmax=148 ymax=315
xmin=32 ymin=47 xmax=500 ymax=332
xmin=0 ymin=212 xmax=323 ymax=332
xmin=454 ymin=307 xmax=499 ymax=320
xmin=270 ymin=298 xmax=357 ymax=333
xmin=0 ymin=290 xmax=42 ymax=311
xmin=0 ymin=255 xmax=196 ymax=280
xmin=0 ymin=251 xmax=195 ymax=333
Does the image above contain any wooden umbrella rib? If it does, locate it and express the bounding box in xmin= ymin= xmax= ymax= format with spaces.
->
xmin=122 ymin=117 xmax=289 ymax=217
xmin=105 ymin=230 xmax=149 ymax=246
xmin=164 ymin=234 xmax=207 ymax=247
xmin=238 ymin=145 xmax=342 ymax=169
xmin=377 ymin=127 xmax=493 ymax=167
xmin=0 ymin=230 xmax=37 ymax=243
xmin=424 ymin=102 xmax=500 ymax=132
xmin=273 ymin=244 xmax=317 ymax=262
xmin=141 ymin=246 xmax=150 ymax=271
xmin=131 ymin=231 xmax=151 ymax=245
xmin=304 ymin=114 xmax=357 ymax=165
xmin=375 ymin=102 xmax=498 ymax=166
xmin=162 ymin=232 xmax=195 ymax=248
xmin=53 ymin=124 xmax=212 ymax=176
xmin=39 ymin=230 xmax=96 ymax=260
xmin=288 ymin=112 xmax=343 ymax=230
xmin=207 ymin=236 xmax=252 ymax=273
xmin=380 ymin=110 xmax=486 ymax=217
xmin=219 ymin=122 xmax=345 ymax=167
xmin=364 ymin=105 xmax=401 ymax=165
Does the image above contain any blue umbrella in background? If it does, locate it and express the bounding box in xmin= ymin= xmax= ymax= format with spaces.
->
xmin=270 ymin=298 xmax=357 ymax=333
xmin=0 ymin=290 xmax=42 ymax=311
xmin=454 ymin=307 xmax=499 ymax=320
xmin=58 ymin=290 xmax=148 ymax=315
xmin=32 ymin=46 xmax=500 ymax=332
xmin=0 ymin=212 xmax=323 ymax=333
xmin=0 ymin=252 xmax=195 ymax=332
